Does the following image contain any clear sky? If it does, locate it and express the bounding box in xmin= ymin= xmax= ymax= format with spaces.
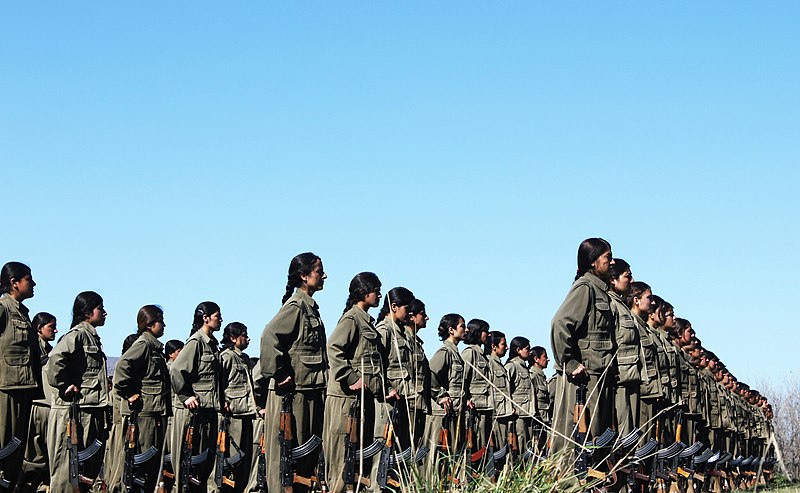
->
xmin=3 ymin=2 xmax=798 ymax=386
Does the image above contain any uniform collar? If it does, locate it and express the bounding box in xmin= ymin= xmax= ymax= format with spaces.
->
xmin=293 ymin=289 xmax=318 ymax=310
xmin=191 ymin=328 xmax=218 ymax=347
xmin=608 ymin=290 xmax=625 ymax=303
xmin=444 ymin=339 xmax=460 ymax=353
xmin=351 ymin=305 xmax=374 ymax=325
xmin=74 ymin=321 xmax=99 ymax=338
xmin=582 ymin=271 xmax=610 ymax=292
xmin=488 ymin=354 xmax=503 ymax=365
xmin=140 ymin=331 xmax=164 ymax=351
xmin=531 ymin=366 xmax=545 ymax=377
xmin=0 ymin=293 xmax=28 ymax=316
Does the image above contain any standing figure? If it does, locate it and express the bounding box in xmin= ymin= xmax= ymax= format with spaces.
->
xmin=550 ymin=238 xmax=617 ymax=453
xmin=20 ymin=312 xmax=57 ymax=493
xmin=0 ymin=262 xmax=40 ymax=492
xmin=505 ymin=337 xmax=534 ymax=455
xmin=215 ymin=322 xmax=257 ymax=493
xmin=170 ymin=302 xmax=223 ymax=493
xmin=112 ymin=305 xmax=172 ymax=493
xmin=486 ymin=331 xmax=514 ymax=464
xmin=461 ymin=319 xmax=492 ymax=469
xmin=607 ymin=259 xmax=641 ymax=437
xmin=46 ymin=291 xmax=110 ymax=493
xmin=259 ymin=253 xmax=328 ymax=493
xmin=529 ymin=346 xmax=551 ymax=456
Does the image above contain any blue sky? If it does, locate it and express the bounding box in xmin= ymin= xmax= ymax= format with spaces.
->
xmin=3 ymin=2 xmax=798 ymax=387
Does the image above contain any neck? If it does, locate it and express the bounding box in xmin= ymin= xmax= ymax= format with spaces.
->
xmin=300 ymin=286 xmax=315 ymax=297
xmin=356 ymin=301 xmax=370 ymax=312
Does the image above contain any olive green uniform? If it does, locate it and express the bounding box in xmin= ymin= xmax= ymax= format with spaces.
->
xmin=259 ymin=289 xmax=328 ymax=493
xmin=486 ymin=354 xmax=514 ymax=459
xmin=113 ymin=331 xmax=171 ymax=493
xmin=0 ymin=293 xmax=40 ymax=491
xmin=461 ymin=344 xmax=492 ymax=463
xmin=324 ymin=305 xmax=388 ymax=493
xmin=609 ymin=291 xmax=641 ymax=437
xmin=213 ymin=347 xmax=256 ymax=493
xmin=678 ymin=349 xmax=702 ymax=443
xmin=530 ymin=366 xmax=550 ymax=455
xmin=505 ymin=357 xmax=535 ymax=454
xmin=424 ymin=340 xmax=465 ymax=469
xmin=20 ymin=336 xmax=53 ymax=493
xmin=104 ymin=391 xmax=124 ymax=493
xmin=550 ymin=272 xmax=616 ymax=453
xmin=170 ymin=330 xmax=222 ymax=493
xmin=245 ymin=360 xmax=268 ymax=493
xmin=45 ymin=321 xmax=110 ymax=493
xmin=636 ymin=316 xmax=662 ymax=442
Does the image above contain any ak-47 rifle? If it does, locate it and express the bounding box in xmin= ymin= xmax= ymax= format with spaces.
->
xmin=67 ymin=396 xmax=99 ymax=493
xmin=376 ymin=402 xmax=399 ymax=490
xmin=123 ymin=408 xmax=138 ymax=493
xmin=0 ymin=437 xmax=22 ymax=490
xmin=343 ymin=395 xmax=371 ymax=491
xmin=180 ymin=410 xmax=210 ymax=493
xmin=214 ymin=414 xmax=239 ymax=489
xmin=572 ymin=382 xmax=591 ymax=480
xmin=507 ymin=425 xmax=518 ymax=462
xmin=257 ymin=421 xmax=267 ymax=493
xmin=279 ymin=393 xmax=295 ymax=493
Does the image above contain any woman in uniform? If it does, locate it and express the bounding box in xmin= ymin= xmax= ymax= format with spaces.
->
xmin=549 ymin=238 xmax=616 ymax=453
xmin=505 ymin=337 xmax=534 ymax=456
xmin=259 ymin=252 xmax=328 ymax=493
xmin=112 ymin=305 xmax=171 ymax=493
xmin=625 ymin=281 xmax=661 ymax=442
xmin=0 ymin=262 xmax=39 ymax=492
xmin=46 ymin=291 xmax=110 ymax=493
xmin=170 ymin=301 xmax=223 ymax=493
xmin=529 ymin=346 xmax=551 ymax=456
xmin=324 ymin=272 xmax=387 ymax=493
xmin=486 ymin=331 xmax=514 ymax=466
xmin=461 ymin=319 xmax=491 ymax=469
xmin=607 ymin=259 xmax=641 ymax=437
xmin=216 ymin=322 xmax=257 ymax=493
xmin=403 ymin=298 xmax=431 ymax=448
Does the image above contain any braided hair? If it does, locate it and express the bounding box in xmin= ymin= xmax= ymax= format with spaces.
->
xmin=377 ymin=287 xmax=414 ymax=322
xmin=343 ymin=272 xmax=381 ymax=315
xmin=282 ymin=252 xmax=321 ymax=304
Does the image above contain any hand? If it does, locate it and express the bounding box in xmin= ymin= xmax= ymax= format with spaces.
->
xmin=65 ymin=384 xmax=79 ymax=398
xmin=571 ymin=364 xmax=587 ymax=379
xmin=128 ymin=394 xmax=141 ymax=405
xmin=184 ymin=396 xmax=200 ymax=410
xmin=438 ymin=397 xmax=451 ymax=412
xmin=276 ymin=375 xmax=293 ymax=389
xmin=385 ymin=389 xmax=399 ymax=401
xmin=467 ymin=399 xmax=475 ymax=410
xmin=224 ymin=402 xmax=231 ymax=413
xmin=348 ymin=378 xmax=364 ymax=391
xmin=258 ymin=408 xmax=267 ymax=418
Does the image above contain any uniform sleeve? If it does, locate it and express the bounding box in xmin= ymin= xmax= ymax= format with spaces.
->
xmin=259 ymin=301 xmax=301 ymax=383
xmin=550 ymin=283 xmax=591 ymax=376
xmin=170 ymin=339 xmax=200 ymax=404
xmin=220 ymin=350 xmax=234 ymax=396
xmin=46 ymin=332 xmax=78 ymax=398
xmin=327 ymin=315 xmax=359 ymax=387
xmin=430 ymin=349 xmax=450 ymax=401
xmin=505 ymin=361 xmax=518 ymax=396
xmin=461 ymin=347 xmax=475 ymax=402
xmin=0 ymin=304 xmax=7 ymax=335
xmin=113 ymin=339 xmax=148 ymax=399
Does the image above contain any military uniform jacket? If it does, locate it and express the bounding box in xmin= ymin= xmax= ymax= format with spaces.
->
xmin=221 ymin=347 xmax=257 ymax=417
xmin=637 ymin=315 xmax=662 ymax=400
xmin=46 ymin=321 xmax=109 ymax=409
xmin=0 ymin=293 xmax=41 ymax=390
xmin=530 ymin=366 xmax=551 ymax=425
xmin=327 ymin=305 xmax=387 ymax=400
xmin=700 ymin=370 xmax=721 ymax=428
xmin=678 ymin=350 xmax=701 ymax=415
xmin=550 ymin=272 xmax=616 ymax=376
xmin=170 ymin=329 xmax=222 ymax=411
xmin=654 ymin=328 xmax=680 ymax=404
xmin=486 ymin=354 xmax=513 ymax=419
xmin=430 ymin=340 xmax=465 ymax=416
xmin=379 ymin=318 xmax=430 ymax=413
xmin=33 ymin=337 xmax=54 ymax=406
xmin=260 ymin=289 xmax=328 ymax=391
xmin=114 ymin=331 xmax=172 ymax=417
xmin=609 ymin=291 xmax=641 ymax=385
xmin=505 ymin=357 xmax=535 ymax=418
xmin=461 ymin=344 xmax=491 ymax=411
xmin=650 ymin=326 xmax=673 ymax=403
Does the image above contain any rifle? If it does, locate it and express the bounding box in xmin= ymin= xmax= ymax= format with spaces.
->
xmin=123 ymin=408 xmax=138 ymax=493
xmin=180 ymin=410 xmax=210 ymax=493
xmin=257 ymin=422 xmax=267 ymax=493
xmin=343 ymin=395 xmax=370 ymax=491
xmin=376 ymin=402 xmax=399 ymax=490
xmin=67 ymin=396 xmax=99 ymax=493
xmin=279 ymin=392 xmax=295 ymax=493
xmin=572 ymin=382 xmax=591 ymax=480
xmin=214 ymin=414 xmax=238 ymax=489
xmin=159 ymin=451 xmax=175 ymax=493
xmin=0 ymin=437 xmax=22 ymax=490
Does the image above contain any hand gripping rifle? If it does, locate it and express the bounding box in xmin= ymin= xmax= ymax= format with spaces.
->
xmin=67 ymin=396 xmax=103 ymax=493
xmin=123 ymin=407 xmax=161 ymax=493
xmin=572 ymin=382 xmax=591 ymax=480
xmin=215 ymin=413 xmax=244 ymax=489
xmin=180 ymin=410 xmax=212 ymax=493
xmin=279 ymin=392 xmax=327 ymax=493
xmin=344 ymin=395 xmax=371 ymax=491
xmin=377 ymin=401 xmax=400 ymax=490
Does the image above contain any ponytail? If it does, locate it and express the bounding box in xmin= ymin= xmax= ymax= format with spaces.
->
xmin=283 ymin=252 xmax=321 ymax=304
xmin=343 ymin=272 xmax=381 ymax=315
xmin=191 ymin=301 xmax=220 ymax=335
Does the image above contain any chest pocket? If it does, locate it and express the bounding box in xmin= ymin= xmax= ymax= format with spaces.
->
xmin=302 ymin=313 xmax=325 ymax=348
xmin=197 ymin=353 xmax=218 ymax=384
xmin=593 ymin=299 xmax=615 ymax=332
xmin=4 ymin=319 xmax=31 ymax=365
xmin=84 ymin=344 xmax=105 ymax=371
xmin=357 ymin=327 xmax=383 ymax=375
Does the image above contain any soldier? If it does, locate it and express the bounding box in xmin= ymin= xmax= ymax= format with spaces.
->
xmin=607 ymin=259 xmax=641 ymax=437
xmin=244 ymin=358 xmax=267 ymax=493
xmin=20 ymin=312 xmax=57 ymax=493
xmin=461 ymin=319 xmax=492 ymax=469
xmin=46 ymin=291 xmax=110 ymax=493
xmin=161 ymin=338 xmax=184 ymax=492
xmin=626 ymin=281 xmax=662 ymax=442
xmin=323 ymin=272 xmax=390 ymax=493
xmin=486 ymin=331 xmax=514 ymax=463
xmin=105 ymin=334 xmax=139 ymax=493
xmin=550 ymin=238 xmax=616 ymax=453
xmin=505 ymin=337 xmax=534 ymax=454
xmin=214 ymin=322 xmax=257 ymax=493
xmin=674 ymin=318 xmax=701 ymax=443
xmin=530 ymin=346 xmax=551 ymax=456
xmin=648 ymin=296 xmax=680 ymax=442
xmin=112 ymin=305 xmax=172 ymax=493
xmin=170 ymin=301 xmax=224 ymax=493
xmin=0 ymin=262 xmax=40 ymax=492
xmin=259 ymin=253 xmax=328 ymax=493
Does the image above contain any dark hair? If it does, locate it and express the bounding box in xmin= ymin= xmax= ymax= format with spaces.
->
xmin=531 ymin=345 xmax=547 ymax=359
xmin=625 ymin=281 xmax=651 ymax=309
xmin=377 ymin=287 xmax=415 ymax=322
xmin=437 ymin=313 xmax=463 ymax=341
xmin=191 ymin=301 xmax=220 ymax=334
xmin=137 ymin=305 xmax=164 ymax=335
xmin=283 ymin=252 xmax=322 ymax=304
xmin=408 ymin=298 xmax=426 ymax=317
xmin=222 ymin=322 xmax=248 ymax=349
xmin=165 ymin=339 xmax=184 ymax=358
xmin=576 ymin=238 xmax=611 ymax=280
xmin=608 ymin=258 xmax=631 ymax=282
xmin=489 ymin=330 xmax=506 ymax=348
xmin=32 ymin=312 xmax=56 ymax=332
xmin=71 ymin=291 xmax=103 ymax=328
xmin=465 ymin=318 xmax=490 ymax=345
xmin=343 ymin=272 xmax=381 ymax=315
xmin=0 ymin=262 xmax=31 ymax=294
xmin=650 ymin=294 xmax=665 ymax=320
xmin=508 ymin=336 xmax=530 ymax=360
xmin=122 ymin=333 xmax=139 ymax=354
